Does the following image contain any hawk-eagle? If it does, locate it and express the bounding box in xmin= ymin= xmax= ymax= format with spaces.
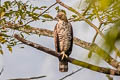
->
xmin=54 ymin=11 xmax=73 ymax=72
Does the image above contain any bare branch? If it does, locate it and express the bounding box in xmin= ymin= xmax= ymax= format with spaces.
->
xmin=0 ymin=68 xmax=4 ymax=76
xmin=92 ymin=23 xmax=102 ymax=42
xmin=4 ymin=22 xmax=120 ymax=70
xmin=14 ymin=34 xmax=120 ymax=76
xmin=70 ymin=1 xmax=91 ymax=22
xmin=8 ymin=76 xmax=46 ymax=80
xmin=59 ymin=68 xmax=83 ymax=80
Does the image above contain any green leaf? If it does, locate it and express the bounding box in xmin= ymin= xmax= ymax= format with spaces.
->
xmin=0 ymin=36 xmax=6 ymax=44
xmin=18 ymin=20 xmax=23 ymax=25
xmin=20 ymin=33 xmax=24 ymax=38
xmin=31 ymin=13 xmax=39 ymax=20
xmin=42 ymin=14 xmax=53 ymax=19
xmin=4 ymin=1 xmax=11 ymax=9
xmin=59 ymin=9 xmax=66 ymax=15
xmin=20 ymin=46 xmax=24 ymax=48
xmin=7 ymin=45 xmax=12 ymax=53
xmin=72 ymin=15 xmax=77 ymax=18
xmin=55 ymin=6 xmax=59 ymax=10
xmin=0 ymin=11 xmax=5 ymax=18
xmin=1 ymin=39 xmax=7 ymax=44
xmin=0 ymin=49 xmax=3 ymax=55
xmin=104 ymin=21 xmax=120 ymax=52
xmin=32 ymin=16 xmax=39 ymax=20
xmin=40 ymin=6 xmax=47 ymax=8
xmin=15 ymin=16 xmax=18 ymax=21
xmin=32 ymin=7 xmax=41 ymax=12
xmin=25 ymin=25 xmax=31 ymax=29
xmin=0 ymin=18 xmax=6 ymax=25
xmin=21 ymin=13 xmax=26 ymax=19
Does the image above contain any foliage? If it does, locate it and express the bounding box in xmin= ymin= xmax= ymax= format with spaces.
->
xmin=84 ymin=0 xmax=120 ymax=23
xmin=0 ymin=0 xmax=55 ymax=54
xmin=104 ymin=20 xmax=120 ymax=53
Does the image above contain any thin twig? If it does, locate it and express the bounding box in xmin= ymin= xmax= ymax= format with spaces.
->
xmin=92 ymin=24 xmax=102 ymax=42
xmin=8 ymin=76 xmax=46 ymax=80
xmin=0 ymin=0 xmax=1 ymax=20
xmin=82 ymin=1 xmax=91 ymax=16
xmin=77 ymin=0 xmax=82 ymax=9
xmin=0 ymin=0 xmax=1 ymax=7
xmin=88 ymin=23 xmax=103 ymax=58
xmin=23 ymin=2 xmax=57 ymax=26
xmin=106 ymin=75 xmax=113 ymax=80
xmin=0 ymin=68 xmax=4 ymax=76
xmin=59 ymin=68 xmax=83 ymax=80
xmin=70 ymin=1 xmax=91 ymax=22
xmin=93 ymin=3 xmax=103 ymax=23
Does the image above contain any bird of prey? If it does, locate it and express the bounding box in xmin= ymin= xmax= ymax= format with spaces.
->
xmin=54 ymin=11 xmax=73 ymax=72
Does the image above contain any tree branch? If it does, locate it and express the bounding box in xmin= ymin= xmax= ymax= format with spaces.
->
xmin=8 ymin=75 xmax=46 ymax=80
xmin=106 ymin=75 xmax=113 ymax=80
xmin=14 ymin=34 xmax=120 ymax=76
xmin=88 ymin=23 xmax=103 ymax=58
xmin=4 ymin=22 xmax=120 ymax=70
xmin=59 ymin=68 xmax=83 ymax=80
xmin=0 ymin=68 xmax=4 ymax=76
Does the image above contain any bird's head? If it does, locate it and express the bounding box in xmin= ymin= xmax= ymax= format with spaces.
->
xmin=55 ymin=11 xmax=68 ymax=22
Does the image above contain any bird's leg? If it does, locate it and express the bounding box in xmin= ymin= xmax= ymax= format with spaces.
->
xmin=61 ymin=51 xmax=68 ymax=60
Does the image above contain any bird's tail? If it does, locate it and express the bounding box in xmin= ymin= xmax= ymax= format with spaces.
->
xmin=59 ymin=61 xmax=68 ymax=72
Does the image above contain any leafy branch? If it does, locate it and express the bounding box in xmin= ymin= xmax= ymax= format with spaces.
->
xmin=23 ymin=2 xmax=57 ymax=26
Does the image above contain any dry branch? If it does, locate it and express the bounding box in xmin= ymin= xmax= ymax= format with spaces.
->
xmin=0 ymin=68 xmax=4 ymax=76
xmin=8 ymin=75 xmax=46 ymax=80
xmin=59 ymin=68 xmax=83 ymax=80
xmin=14 ymin=34 xmax=120 ymax=76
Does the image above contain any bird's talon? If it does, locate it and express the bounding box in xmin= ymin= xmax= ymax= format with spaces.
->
xmin=61 ymin=52 xmax=68 ymax=60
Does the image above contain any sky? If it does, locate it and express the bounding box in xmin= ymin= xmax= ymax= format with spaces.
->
xmin=0 ymin=0 xmax=120 ymax=80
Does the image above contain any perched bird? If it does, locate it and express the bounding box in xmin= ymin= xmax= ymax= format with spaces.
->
xmin=54 ymin=11 xmax=73 ymax=72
